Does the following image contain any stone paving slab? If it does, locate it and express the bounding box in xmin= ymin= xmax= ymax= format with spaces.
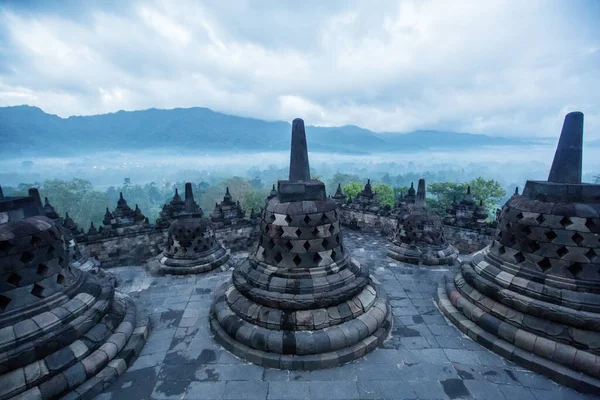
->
xmin=95 ymin=232 xmax=596 ymax=400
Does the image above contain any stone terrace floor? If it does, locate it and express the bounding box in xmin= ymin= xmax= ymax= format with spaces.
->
xmin=95 ymin=231 xmax=597 ymax=400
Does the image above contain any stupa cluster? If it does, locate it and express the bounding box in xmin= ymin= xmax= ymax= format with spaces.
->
xmin=0 ymin=111 xmax=597 ymax=397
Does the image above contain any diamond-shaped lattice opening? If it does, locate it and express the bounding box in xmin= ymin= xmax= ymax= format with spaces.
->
xmin=193 ymin=246 xmax=199 ymax=252
xmin=560 ymin=216 xmax=573 ymax=228
xmin=284 ymin=241 xmax=294 ymax=252
xmin=585 ymin=218 xmax=597 ymax=231
xmin=37 ymin=263 xmax=49 ymax=276
xmin=7 ymin=273 xmax=21 ymax=286
xmin=292 ymin=254 xmax=302 ymax=267
xmin=31 ymin=284 xmax=44 ymax=298
xmin=536 ymin=214 xmax=545 ymax=224
xmin=0 ymin=295 xmax=10 ymax=312
xmin=46 ymin=246 xmax=55 ymax=257
xmin=585 ymin=249 xmax=597 ymax=262
xmin=312 ymin=227 xmax=319 ymax=236
xmin=331 ymin=249 xmax=337 ymax=261
xmin=496 ymin=231 xmax=503 ymax=240
xmin=295 ymin=228 xmax=303 ymax=238
xmin=320 ymin=214 xmax=329 ymax=224
xmin=303 ymin=241 xmax=311 ymax=251
xmin=537 ymin=257 xmax=552 ymax=272
xmin=568 ymin=262 xmax=583 ymax=278
xmin=284 ymin=215 xmax=293 ymax=224
xmin=29 ymin=235 xmax=42 ymax=247
xmin=265 ymin=238 xmax=275 ymax=250
xmin=56 ymin=274 xmax=66 ymax=285
xmin=515 ymin=212 xmax=524 ymax=220
xmin=514 ymin=252 xmax=526 ymax=263
xmin=556 ymin=246 xmax=569 ymax=258
xmin=322 ymin=238 xmax=330 ymax=248
xmin=328 ymin=224 xmax=335 ymax=234
xmin=275 ymin=226 xmax=284 ymax=237
xmin=336 ymin=235 xmax=341 ymax=244
xmin=303 ymin=215 xmax=311 ymax=225
xmin=268 ymin=214 xmax=276 ymax=222
xmin=521 ymin=226 xmax=532 ymax=236
xmin=529 ymin=241 xmax=541 ymax=253
xmin=0 ymin=240 xmax=13 ymax=253
xmin=20 ymin=251 xmax=35 ymax=264
xmin=545 ymin=230 xmax=558 ymax=241
xmin=571 ymin=232 xmax=584 ymax=246
xmin=274 ymin=252 xmax=283 ymax=264
xmin=507 ymin=235 xmax=517 ymax=247
xmin=498 ymin=246 xmax=506 ymax=255
xmin=313 ymin=252 xmax=322 ymax=264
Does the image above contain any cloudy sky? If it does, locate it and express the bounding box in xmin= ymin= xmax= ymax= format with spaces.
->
xmin=0 ymin=0 xmax=598 ymax=138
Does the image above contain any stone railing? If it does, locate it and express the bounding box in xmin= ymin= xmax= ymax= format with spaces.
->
xmin=79 ymin=219 xmax=260 ymax=268
xmin=338 ymin=208 xmax=494 ymax=254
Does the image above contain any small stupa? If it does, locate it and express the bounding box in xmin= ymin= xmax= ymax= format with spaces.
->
xmin=211 ymin=186 xmax=245 ymax=224
xmin=331 ymin=183 xmax=347 ymax=206
xmin=437 ymin=112 xmax=600 ymax=393
xmin=156 ymin=183 xmax=231 ymax=274
xmin=388 ymin=179 xmax=458 ymax=265
xmin=210 ymin=118 xmax=392 ymax=369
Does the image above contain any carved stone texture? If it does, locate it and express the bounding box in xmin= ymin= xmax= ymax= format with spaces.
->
xmin=156 ymin=183 xmax=231 ymax=275
xmin=344 ymin=179 xmax=383 ymax=215
xmin=388 ymin=179 xmax=458 ymax=265
xmin=211 ymin=187 xmax=245 ymax=225
xmin=442 ymin=186 xmax=491 ymax=232
xmin=210 ymin=119 xmax=392 ymax=370
xmin=0 ymin=189 xmax=149 ymax=400
xmin=437 ymin=112 xmax=600 ymax=395
xmin=104 ymin=192 xmax=146 ymax=229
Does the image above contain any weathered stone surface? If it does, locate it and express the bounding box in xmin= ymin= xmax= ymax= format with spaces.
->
xmin=210 ymin=118 xmax=392 ymax=369
xmin=437 ymin=111 xmax=600 ymax=395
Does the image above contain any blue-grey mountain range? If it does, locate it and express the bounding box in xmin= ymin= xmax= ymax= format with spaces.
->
xmin=0 ymin=105 xmax=536 ymax=156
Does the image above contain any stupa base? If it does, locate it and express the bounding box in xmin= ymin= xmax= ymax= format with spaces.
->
xmin=154 ymin=249 xmax=232 ymax=275
xmin=209 ymin=280 xmax=392 ymax=370
xmin=436 ymin=266 xmax=600 ymax=395
xmin=388 ymin=242 xmax=458 ymax=266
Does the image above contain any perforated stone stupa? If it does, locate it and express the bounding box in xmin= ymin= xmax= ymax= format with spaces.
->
xmin=330 ymin=183 xmax=346 ymax=206
xmin=436 ymin=112 xmax=600 ymax=393
xmin=155 ymin=183 xmax=231 ymax=275
xmin=346 ymin=179 xmax=382 ymax=214
xmin=156 ymin=188 xmax=185 ymax=228
xmin=443 ymin=186 xmax=490 ymax=230
xmin=209 ymin=118 xmax=392 ymax=370
xmin=210 ymin=187 xmax=245 ymax=224
xmin=102 ymin=192 xmax=146 ymax=229
xmin=388 ymin=179 xmax=458 ymax=265
xmin=0 ymin=188 xmax=148 ymax=399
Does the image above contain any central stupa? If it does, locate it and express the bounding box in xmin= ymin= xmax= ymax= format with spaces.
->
xmin=210 ymin=118 xmax=392 ymax=369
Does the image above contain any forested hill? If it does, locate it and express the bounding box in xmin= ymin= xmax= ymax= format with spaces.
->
xmin=0 ymin=105 xmax=533 ymax=156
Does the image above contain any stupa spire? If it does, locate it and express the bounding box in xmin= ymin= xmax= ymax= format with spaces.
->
xmin=415 ymin=179 xmax=426 ymax=208
xmin=288 ymin=118 xmax=311 ymax=181
xmin=548 ymin=111 xmax=583 ymax=184
xmin=184 ymin=182 xmax=197 ymax=213
xmin=0 ymin=185 xmax=3 ymax=199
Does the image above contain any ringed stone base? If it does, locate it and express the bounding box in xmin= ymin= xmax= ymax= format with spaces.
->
xmin=209 ymin=279 xmax=392 ymax=370
xmin=436 ymin=265 xmax=600 ymax=394
xmin=153 ymin=248 xmax=232 ymax=275
xmin=388 ymin=242 xmax=458 ymax=266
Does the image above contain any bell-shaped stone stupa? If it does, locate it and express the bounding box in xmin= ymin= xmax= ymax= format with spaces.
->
xmin=437 ymin=112 xmax=600 ymax=393
xmin=388 ymin=179 xmax=458 ymax=265
xmin=210 ymin=118 xmax=392 ymax=370
xmin=0 ymin=188 xmax=148 ymax=399
xmin=156 ymin=183 xmax=231 ymax=275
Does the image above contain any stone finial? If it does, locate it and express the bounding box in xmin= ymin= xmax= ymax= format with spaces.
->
xmin=288 ymin=118 xmax=311 ymax=181
xmin=514 ymin=187 xmax=519 ymax=195
xmin=184 ymin=182 xmax=199 ymax=214
xmin=415 ymin=178 xmax=426 ymax=208
xmin=467 ymin=186 xmax=471 ymax=194
xmin=173 ymin=188 xmax=181 ymax=201
xmin=119 ymin=192 xmax=124 ymax=200
xmin=28 ymin=188 xmax=43 ymax=207
xmin=548 ymin=111 xmax=583 ymax=184
xmin=0 ymin=185 xmax=3 ymax=199
xmin=479 ymin=199 xmax=483 ymax=206
xmin=226 ymin=187 xmax=230 ymax=195
xmin=45 ymin=197 xmax=50 ymax=205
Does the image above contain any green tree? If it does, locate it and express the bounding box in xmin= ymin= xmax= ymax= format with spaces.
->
xmin=594 ymin=174 xmax=600 ymax=184
xmin=468 ymin=177 xmax=506 ymax=215
xmin=373 ymin=183 xmax=394 ymax=207
xmin=327 ymin=173 xmax=361 ymax=194
xmin=342 ymin=182 xmax=363 ymax=200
